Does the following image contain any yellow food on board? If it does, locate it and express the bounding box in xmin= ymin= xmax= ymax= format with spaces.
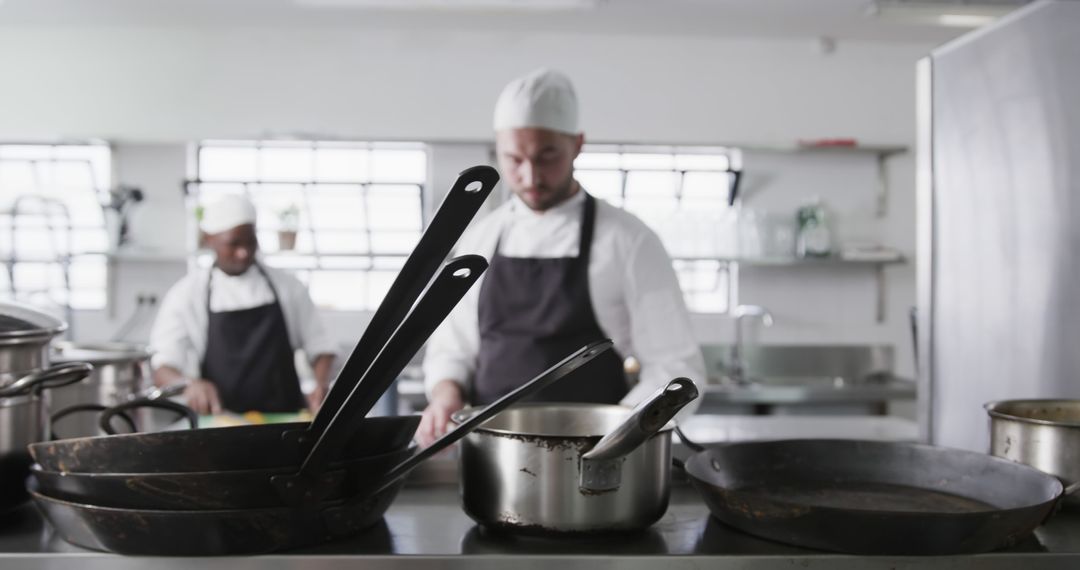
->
xmin=197 ymin=410 xmax=313 ymax=428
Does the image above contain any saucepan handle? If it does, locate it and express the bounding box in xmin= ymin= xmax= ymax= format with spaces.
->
xmin=50 ymin=403 xmax=137 ymax=440
xmin=138 ymin=382 xmax=187 ymax=401
xmin=579 ymin=377 xmax=699 ymax=492
xmin=0 ymin=362 xmax=93 ymax=398
xmin=583 ymin=377 xmax=699 ymax=462
xmin=99 ymin=398 xmax=199 ymax=434
xmin=670 ymin=424 xmax=706 ymax=473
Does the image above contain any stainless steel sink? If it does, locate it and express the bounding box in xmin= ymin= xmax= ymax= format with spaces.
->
xmin=698 ymin=344 xmax=913 ymax=413
xmin=702 ymin=344 xmax=895 ymax=386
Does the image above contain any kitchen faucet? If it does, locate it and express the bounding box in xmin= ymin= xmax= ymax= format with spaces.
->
xmin=728 ymin=305 xmax=774 ymax=385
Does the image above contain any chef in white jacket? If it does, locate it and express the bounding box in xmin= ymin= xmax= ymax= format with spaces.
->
xmin=417 ymin=68 xmax=705 ymax=446
xmin=149 ymin=194 xmax=336 ymax=415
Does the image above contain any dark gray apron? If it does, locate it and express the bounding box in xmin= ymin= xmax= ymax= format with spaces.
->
xmin=201 ymin=263 xmax=305 ymax=413
xmin=473 ymin=192 xmax=628 ymax=405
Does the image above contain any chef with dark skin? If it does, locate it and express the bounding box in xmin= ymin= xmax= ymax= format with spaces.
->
xmin=149 ymin=195 xmax=336 ymax=414
xmin=417 ymin=69 xmax=705 ymax=446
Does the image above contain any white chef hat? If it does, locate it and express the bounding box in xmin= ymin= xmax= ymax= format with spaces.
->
xmin=493 ymin=68 xmax=580 ymax=135
xmin=200 ymin=194 xmax=257 ymax=235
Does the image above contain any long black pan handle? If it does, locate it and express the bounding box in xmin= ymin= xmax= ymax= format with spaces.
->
xmin=323 ymin=339 xmax=616 ymax=524
xmin=674 ymin=424 xmax=706 ymax=453
xmin=670 ymin=424 xmax=705 ymax=473
xmin=273 ymin=255 xmax=488 ymax=505
xmin=1043 ymin=480 xmax=1080 ymax=525
xmin=297 ymin=165 xmax=498 ymax=446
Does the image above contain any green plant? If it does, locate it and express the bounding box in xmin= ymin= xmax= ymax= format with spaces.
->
xmin=278 ymin=204 xmax=300 ymax=231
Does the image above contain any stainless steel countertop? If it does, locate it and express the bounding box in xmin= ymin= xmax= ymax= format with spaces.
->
xmin=700 ymin=376 xmax=916 ymax=404
xmin=399 ymin=378 xmax=917 ymax=411
xmin=678 ymin=414 xmax=919 ymax=442
xmin=3 ymin=480 xmax=1080 ymax=569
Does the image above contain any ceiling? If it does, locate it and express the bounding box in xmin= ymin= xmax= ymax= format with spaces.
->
xmin=0 ymin=0 xmax=1034 ymax=43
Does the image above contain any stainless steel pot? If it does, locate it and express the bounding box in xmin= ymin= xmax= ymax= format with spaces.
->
xmin=50 ymin=341 xmax=152 ymax=438
xmin=451 ymin=378 xmax=699 ymax=534
xmin=987 ymin=399 xmax=1080 ymax=504
xmin=0 ymin=302 xmax=67 ymax=387
xmin=0 ymin=363 xmax=92 ymax=513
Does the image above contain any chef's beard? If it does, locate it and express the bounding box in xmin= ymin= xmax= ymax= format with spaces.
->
xmin=514 ymin=172 xmax=579 ymax=212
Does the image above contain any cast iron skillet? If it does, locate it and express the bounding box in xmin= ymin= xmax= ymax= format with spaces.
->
xmin=676 ymin=428 xmax=1080 ymax=555
xmin=32 ymin=340 xmax=615 ymax=555
xmin=30 ymin=165 xmax=498 ymax=474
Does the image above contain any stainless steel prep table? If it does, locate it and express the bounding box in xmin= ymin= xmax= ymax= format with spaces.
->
xmin=3 ymin=477 xmax=1080 ymax=569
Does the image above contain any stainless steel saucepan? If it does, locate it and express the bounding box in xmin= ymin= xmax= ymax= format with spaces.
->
xmin=986 ymin=399 xmax=1080 ymax=505
xmin=0 ymin=302 xmax=67 ymax=388
xmin=452 ymin=377 xmax=699 ymax=534
xmin=1 ymin=363 xmax=92 ymax=513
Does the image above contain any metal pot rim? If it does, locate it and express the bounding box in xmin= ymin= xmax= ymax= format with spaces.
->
xmin=51 ymin=341 xmax=152 ymax=364
xmin=0 ymin=392 xmax=40 ymax=407
xmin=452 ymin=402 xmax=676 ymax=438
xmin=985 ymin=399 xmax=1080 ymax=428
xmin=0 ymin=302 xmax=66 ymax=344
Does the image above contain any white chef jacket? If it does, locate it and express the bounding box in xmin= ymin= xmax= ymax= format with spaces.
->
xmin=422 ymin=189 xmax=706 ymax=413
xmin=149 ymin=262 xmax=337 ymax=376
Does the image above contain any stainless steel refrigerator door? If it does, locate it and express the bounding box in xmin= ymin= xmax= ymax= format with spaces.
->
xmin=922 ymin=0 xmax=1080 ymax=451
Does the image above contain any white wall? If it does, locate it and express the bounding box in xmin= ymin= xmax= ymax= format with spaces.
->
xmin=0 ymin=28 xmax=928 ymax=144
xmin=3 ymin=26 xmax=934 ymax=385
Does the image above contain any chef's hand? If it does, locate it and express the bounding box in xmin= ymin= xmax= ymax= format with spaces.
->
xmin=184 ymin=378 xmax=222 ymax=415
xmin=417 ymin=380 xmax=465 ymax=448
xmin=307 ymin=383 xmax=327 ymax=414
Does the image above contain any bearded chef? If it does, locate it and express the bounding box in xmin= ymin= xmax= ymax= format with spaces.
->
xmin=416 ymin=68 xmax=706 ymax=446
xmin=149 ymin=194 xmax=336 ymax=415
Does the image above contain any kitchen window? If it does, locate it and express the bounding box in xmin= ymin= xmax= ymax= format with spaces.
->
xmin=189 ymin=140 xmax=427 ymax=311
xmin=574 ymin=145 xmax=739 ymax=313
xmin=0 ymin=143 xmax=111 ymax=311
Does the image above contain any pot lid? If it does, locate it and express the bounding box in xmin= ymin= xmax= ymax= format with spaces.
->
xmin=52 ymin=341 xmax=152 ymax=364
xmin=0 ymin=301 xmax=67 ymax=342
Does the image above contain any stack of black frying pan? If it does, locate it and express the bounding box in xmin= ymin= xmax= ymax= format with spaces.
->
xmin=24 ymin=166 xmax=507 ymax=556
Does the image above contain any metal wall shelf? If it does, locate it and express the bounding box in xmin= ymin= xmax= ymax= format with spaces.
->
xmin=676 ymin=255 xmax=906 ymax=267
xmin=710 ymin=254 xmax=906 ymax=323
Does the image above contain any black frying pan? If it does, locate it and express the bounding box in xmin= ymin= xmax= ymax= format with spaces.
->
xmin=31 ymin=434 xmax=418 ymax=510
xmin=33 ymin=340 xmax=616 ymax=555
xmin=678 ymin=433 xmax=1080 ymax=555
xmin=30 ymin=256 xmax=486 ymax=509
xmin=30 ymin=166 xmax=497 ymax=474
xmin=29 ymin=446 xmax=414 ymax=556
